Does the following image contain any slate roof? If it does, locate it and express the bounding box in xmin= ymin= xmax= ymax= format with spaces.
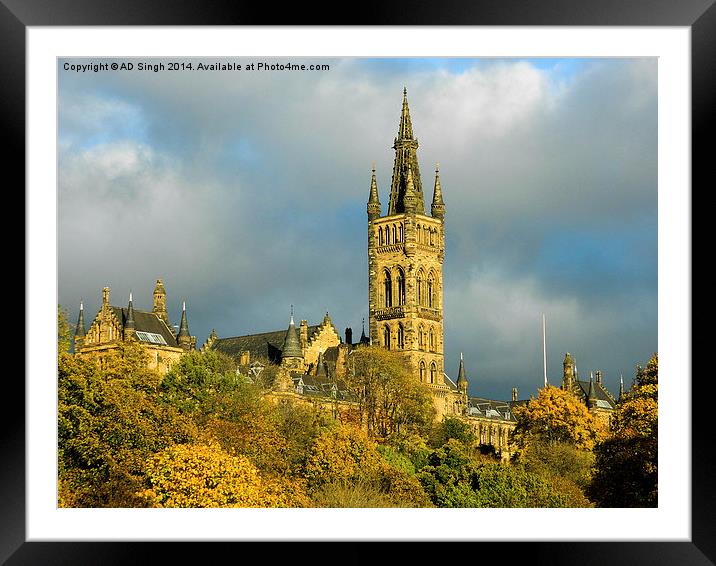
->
xmin=109 ymin=306 xmax=179 ymax=346
xmin=467 ymin=397 xmax=517 ymax=422
xmin=211 ymin=324 xmax=323 ymax=364
xmin=443 ymin=373 xmax=459 ymax=392
xmin=574 ymin=380 xmax=616 ymax=410
xmin=292 ymin=374 xmax=356 ymax=401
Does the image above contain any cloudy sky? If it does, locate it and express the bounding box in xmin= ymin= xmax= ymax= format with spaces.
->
xmin=58 ymin=57 xmax=657 ymax=400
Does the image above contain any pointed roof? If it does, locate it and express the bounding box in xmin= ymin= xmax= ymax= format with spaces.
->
xmin=587 ymin=372 xmax=597 ymax=403
xmin=397 ymin=87 xmax=414 ymax=140
xmin=367 ymin=165 xmax=380 ymax=206
xmin=75 ymin=301 xmax=86 ymax=338
xmin=456 ymin=352 xmax=468 ymax=386
xmin=403 ymin=164 xmax=417 ymax=211
xmin=360 ymin=317 xmax=368 ymax=344
xmin=125 ymin=292 xmax=136 ymax=330
xmin=388 ymin=88 xmax=425 ymax=215
xmin=177 ymin=301 xmax=190 ymax=338
xmin=282 ymin=313 xmax=303 ymax=358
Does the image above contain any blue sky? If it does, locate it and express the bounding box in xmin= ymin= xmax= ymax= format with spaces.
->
xmin=58 ymin=57 xmax=657 ymax=400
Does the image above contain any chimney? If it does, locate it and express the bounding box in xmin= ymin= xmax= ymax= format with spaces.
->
xmin=345 ymin=327 xmax=353 ymax=345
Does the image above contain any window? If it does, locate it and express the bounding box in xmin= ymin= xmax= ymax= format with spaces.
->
xmin=429 ymin=328 xmax=435 ymax=351
xmin=378 ymin=227 xmax=384 ymax=245
xmin=416 ymin=270 xmax=424 ymax=306
xmin=382 ymin=270 xmax=393 ymax=308
xmin=396 ymin=269 xmax=405 ymax=305
xmin=136 ymin=331 xmax=168 ymax=345
xmin=430 ymin=362 xmax=437 ymax=384
xmin=397 ymin=324 xmax=404 ymax=349
xmin=383 ymin=325 xmax=391 ymax=349
xmin=419 ymin=361 xmax=426 ymax=382
xmin=427 ymin=275 xmax=434 ymax=308
xmin=418 ymin=324 xmax=425 ymax=349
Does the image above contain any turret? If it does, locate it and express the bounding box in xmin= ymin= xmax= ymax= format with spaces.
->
xmin=316 ymin=349 xmax=326 ymax=377
xmin=125 ymin=292 xmax=136 ymax=340
xmin=177 ymin=301 xmax=192 ymax=351
xmin=511 ymin=387 xmax=518 ymax=402
xmin=619 ymin=373 xmax=625 ymax=401
xmin=74 ymin=300 xmax=86 ymax=350
xmin=456 ymin=352 xmax=468 ymax=393
xmin=367 ymin=165 xmax=381 ymax=221
xmin=587 ymin=372 xmax=597 ymax=409
xmin=153 ymin=279 xmax=169 ymax=324
xmin=431 ymin=163 xmax=445 ymax=220
xmin=562 ymin=352 xmax=575 ymax=390
xmin=281 ymin=308 xmax=304 ymax=371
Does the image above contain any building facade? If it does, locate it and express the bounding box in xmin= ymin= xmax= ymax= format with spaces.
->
xmin=73 ymin=279 xmax=196 ymax=374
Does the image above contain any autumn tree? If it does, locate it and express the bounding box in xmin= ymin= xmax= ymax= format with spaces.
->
xmin=138 ymin=442 xmax=309 ymax=508
xmin=511 ymin=385 xmax=606 ymax=452
xmin=588 ymin=354 xmax=658 ymax=507
xmin=345 ymin=346 xmax=435 ymax=439
xmin=58 ymin=305 xmax=72 ymax=354
xmin=58 ymin=342 xmax=198 ymax=507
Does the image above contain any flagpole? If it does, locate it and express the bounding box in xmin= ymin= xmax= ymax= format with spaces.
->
xmin=542 ymin=313 xmax=547 ymax=387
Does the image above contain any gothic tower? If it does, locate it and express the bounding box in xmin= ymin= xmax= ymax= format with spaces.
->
xmin=367 ymin=89 xmax=449 ymax=410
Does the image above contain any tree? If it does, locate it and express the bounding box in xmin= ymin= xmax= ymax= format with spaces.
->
xmin=429 ymin=416 xmax=476 ymax=448
xmin=511 ymin=385 xmax=606 ymax=451
xmin=58 ymin=305 xmax=72 ymax=354
xmin=345 ymin=346 xmax=435 ymax=439
xmin=588 ymin=354 xmax=658 ymax=507
xmin=416 ymin=439 xmax=567 ymax=508
xmin=58 ymin=343 xmax=198 ymax=507
xmin=138 ymin=442 xmax=309 ymax=508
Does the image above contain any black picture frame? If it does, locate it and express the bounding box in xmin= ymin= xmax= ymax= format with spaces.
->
xmin=6 ymin=1 xmax=707 ymax=563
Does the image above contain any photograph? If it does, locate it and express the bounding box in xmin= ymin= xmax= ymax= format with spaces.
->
xmin=56 ymin=55 xmax=658 ymax=510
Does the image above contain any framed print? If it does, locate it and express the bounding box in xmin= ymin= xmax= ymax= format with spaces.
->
xmin=7 ymin=0 xmax=709 ymax=563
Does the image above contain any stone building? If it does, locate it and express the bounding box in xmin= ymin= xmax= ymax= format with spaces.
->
xmin=73 ymin=279 xmax=196 ymax=374
xmin=560 ymin=351 xmax=617 ymax=425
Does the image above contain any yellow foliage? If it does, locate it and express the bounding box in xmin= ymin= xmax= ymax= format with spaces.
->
xmin=139 ymin=442 xmax=306 ymax=508
xmin=512 ymin=385 xmax=606 ymax=451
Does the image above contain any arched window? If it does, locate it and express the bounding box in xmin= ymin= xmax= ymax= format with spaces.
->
xmin=430 ymin=229 xmax=435 ymax=246
xmin=416 ymin=224 xmax=422 ymax=243
xmin=383 ymin=269 xmax=393 ymax=308
xmin=430 ymin=362 xmax=437 ymax=384
xmin=397 ymin=324 xmax=404 ymax=349
xmin=419 ymin=361 xmax=426 ymax=383
xmin=385 ymin=226 xmax=390 ymax=244
xmin=378 ymin=227 xmax=384 ymax=245
xmin=418 ymin=324 xmax=425 ymax=350
xmin=396 ymin=268 xmax=405 ymax=305
xmin=429 ymin=328 xmax=435 ymax=351
xmin=383 ymin=325 xmax=391 ymax=349
xmin=427 ymin=275 xmax=435 ymax=308
xmin=416 ymin=270 xmax=424 ymax=306
xmin=424 ymin=226 xmax=429 ymax=243
xmin=392 ymin=224 xmax=397 ymax=244
xmin=399 ymin=223 xmax=404 ymax=242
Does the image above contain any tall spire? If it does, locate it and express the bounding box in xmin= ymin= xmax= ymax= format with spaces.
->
xmin=388 ymin=88 xmax=425 ymax=215
xmin=367 ymin=164 xmax=381 ymax=220
xmin=456 ymin=352 xmax=468 ymax=392
xmin=619 ymin=373 xmax=625 ymax=400
xmin=398 ymin=87 xmax=414 ymax=140
xmin=431 ymin=162 xmax=445 ymax=219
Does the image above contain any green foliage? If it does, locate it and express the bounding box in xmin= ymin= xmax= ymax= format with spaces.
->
xmin=588 ymin=354 xmax=658 ymax=507
xmin=377 ymin=444 xmax=416 ymax=475
xmin=58 ymin=345 xmax=198 ymax=507
xmin=417 ymin=440 xmax=568 ymax=508
xmin=429 ymin=416 xmax=476 ymax=448
xmin=385 ymin=431 xmax=432 ymax=471
xmin=58 ymin=305 xmax=72 ymax=354
xmin=345 ymin=346 xmax=435 ymax=439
